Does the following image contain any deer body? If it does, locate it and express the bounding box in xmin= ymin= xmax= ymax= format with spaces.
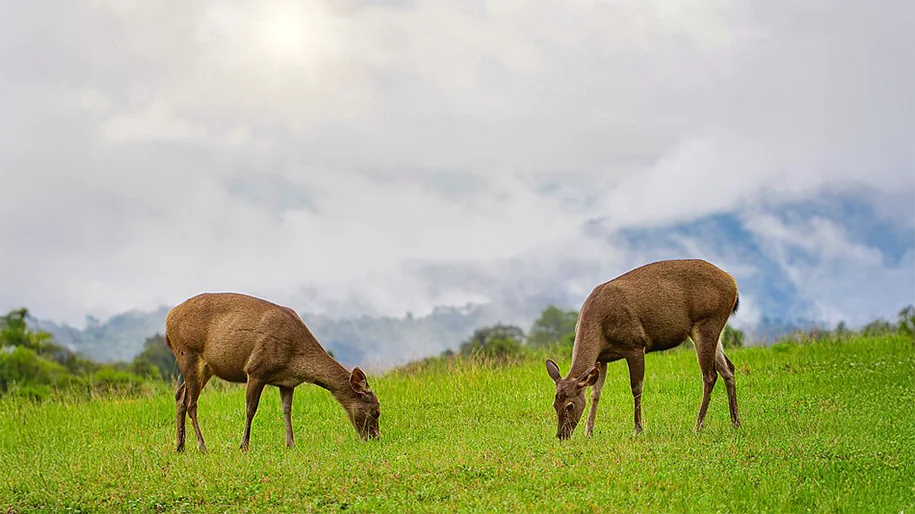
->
xmin=166 ymin=292 xmax=380 ymax=452
xmin=546 ymin=259 xmax=741 ymax=439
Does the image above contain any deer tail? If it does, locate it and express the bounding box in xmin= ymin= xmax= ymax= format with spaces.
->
xmin=731 ymin=292 xmax=740 ymax=316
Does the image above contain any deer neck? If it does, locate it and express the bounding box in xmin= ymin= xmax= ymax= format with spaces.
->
xmin=568 ymin=329 xmax=602 ymax=378
xmin=297 ymin=350 xmax=358 ymax=406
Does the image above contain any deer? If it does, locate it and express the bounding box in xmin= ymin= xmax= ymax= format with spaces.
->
xmin=545 ymin=258 xmax=742 ymax=440
xmin=165 ymin=292 xmax=381 ymax=452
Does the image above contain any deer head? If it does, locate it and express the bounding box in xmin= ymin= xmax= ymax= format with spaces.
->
xmin=345 ymin=367 xmax=380 ymax=440
xmin=546 ymin=359 xmax=599 ymax=440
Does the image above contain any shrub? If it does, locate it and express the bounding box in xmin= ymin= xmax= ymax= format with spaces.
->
xmin=12 ymin=384 xmax=51 ymax=402
xmin=0 ymin=346 xmax=75 ymax=392
xmin=458 ymin=324 xmax=525 ymax=359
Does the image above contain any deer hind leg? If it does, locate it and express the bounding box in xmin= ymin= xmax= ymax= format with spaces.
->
xmin=585 ymin=361 xmax=608 ymax=438
xmin=692 ymin=320 xmax=725 ymax=431
xmin=184 ymin=359 xmax=213 ymax=453
xmin=173 ymin=351 xmax=208 ymax=453
xmin=174 ymin=381 xmax=187 ymax=452
xmin=716 ymin=347 xmax=741 ymax=428
xmin=625 ymin=352 xmax=646 ymax=436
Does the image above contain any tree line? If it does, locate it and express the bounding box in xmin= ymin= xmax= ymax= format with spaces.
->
xmin=0 ymin=308 xmax=178 ymax=401
xmin=2 ymin=304 xmax=913 ymax=400
xmin=446 ymin=304 xmax=915 ymax=360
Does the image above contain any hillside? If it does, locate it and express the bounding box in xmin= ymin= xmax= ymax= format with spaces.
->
xmin=2 ymin=334 xmax=913 ymax=512
xmin=31 ymin=300 xmax=831 ymax=370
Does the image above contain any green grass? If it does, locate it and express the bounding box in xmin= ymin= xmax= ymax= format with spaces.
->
xmin=2 ymin=335 xmax=914 ymax=513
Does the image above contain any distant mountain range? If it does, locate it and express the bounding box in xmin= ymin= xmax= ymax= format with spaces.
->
xmin=32 ymin=299 xmax=830 ymax=371
xmin=26 ymin=198 xmax=914 ymax=370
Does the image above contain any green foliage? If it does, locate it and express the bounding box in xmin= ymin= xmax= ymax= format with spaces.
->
xmin=1 ymin=334 xmax=913 ymax=512
xmin=0 ymin=346 xmax=78 ymax=392
xmin=0 ymin=308 xmax=164 ymax=400
xmin=8 ymin=383 xmax=52 ymax=402
xmin=458 ymin=323 xmax=525 ymax=358
xmin=91 ymin=366 xmax=145 ymax=392
xmin=720 ymin=324 xmax=745 ymax=349
xmin=897 ymin=305 xmax=915 ymax=338
xmin=0 ymin=308 xmax=52 ymax=351
xmin=129 ymin=333 xmax=179 ymax=381
xmin=860 ymin=318 xmax=894 ymax=337
xmin=527 ymin=305 xmax=578 ymax=348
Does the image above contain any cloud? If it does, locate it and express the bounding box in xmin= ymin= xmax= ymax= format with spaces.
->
xmin=0 ymin=0 xmax=912 ymax=334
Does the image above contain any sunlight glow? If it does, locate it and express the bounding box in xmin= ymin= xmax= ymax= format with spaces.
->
xmin=258 ymin=3 xmax=331 ymax=67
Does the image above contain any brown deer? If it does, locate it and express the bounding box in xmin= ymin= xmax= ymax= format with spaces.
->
xmin=545 ymin=259 xmax=742 ymax=440
xmin=165 ymin=292 xmax=380 ymax=452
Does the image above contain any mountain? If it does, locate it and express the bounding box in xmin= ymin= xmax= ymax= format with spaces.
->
xmin=31 ymin=302 xmax=538 ymax=370
xmin=26 ymin=198 xmax=914 ymax=370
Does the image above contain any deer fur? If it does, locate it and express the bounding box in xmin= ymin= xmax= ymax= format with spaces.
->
xmin=165 ymin=292 xmax=380 ymax=452
xmin=545 ymin=259 xmax=742 ymax=440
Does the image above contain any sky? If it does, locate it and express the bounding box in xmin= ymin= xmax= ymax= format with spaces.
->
xmin=1 ymin=0 xmax=913 ymax=331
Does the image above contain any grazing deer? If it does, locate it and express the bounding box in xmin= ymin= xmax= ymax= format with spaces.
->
xmin=165 ymin=292 xmax=380 ymax=452
xmin=545 ymin=259 xmax=742 ymax=440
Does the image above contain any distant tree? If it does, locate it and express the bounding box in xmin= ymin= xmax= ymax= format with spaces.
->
xmin=129 ymin=333 xmax=179 ymax=381
xmin=0 ymin=308 xmax=52 ymax=351
xmin=459 ymin=323 xmax=524 ymax=358
xmin=834 ymin=321 xmax=850 ymax=339
xmin=0 ymin=346 xmax=76 ymax=392
xmin=720 ymin=324 xmax=745 ymax=349
xmin=861 ymin=318 xmax=894 ymax=337
xmin=897 ymin=305 xmax=915 ymax=339
xmin=527 ymin=306 xmax=578 ymax=348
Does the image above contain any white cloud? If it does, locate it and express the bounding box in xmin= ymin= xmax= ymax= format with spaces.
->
xmin=101 ymin=102 xmax=207 ymax=144
xmin=0 ymin=0 xmax=912 ymax=329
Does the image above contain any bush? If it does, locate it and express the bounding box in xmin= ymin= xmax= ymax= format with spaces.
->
xmin=11 ymin=384 xmax=51 ymax=402
xmin=527 ymin=306 xmax=578 ymax=348
xmin=721 ymin=324 xmax=745 ymax=349
xmin=462 ymin=336 xmax=523 ymax=359
xmin=0 ymin=346 xmax=76 ymax=392
xmin=897 ymin=306 xmax=914 ymax=338
xmin=92 ymin=367 xmax=145 ymax=389
xmin=458 ymin=324 xmax=526 ymax=360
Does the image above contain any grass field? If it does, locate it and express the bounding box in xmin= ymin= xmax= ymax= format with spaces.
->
xmin=2 ymin=335 xmax=914 ymax=513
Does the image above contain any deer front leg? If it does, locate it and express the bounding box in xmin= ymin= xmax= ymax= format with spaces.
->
xmin=626 ymin=352 xmax=645 ymax=436
xmin=240 ymin=377 xmax=266 ymax=451
xmin=585 ymin=362 xmax=608 ymax=437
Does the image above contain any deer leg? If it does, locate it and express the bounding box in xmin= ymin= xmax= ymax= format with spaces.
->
xmin=186 ymin=363 xmax=212 ymax=453
xmin=174 ymin=381 xmax=187 ymax=452
xmin=694 ymin=323 xmax=723 ymax=431
xmin=240 ymin=376 xmax=267 ymax=451
xmin=626 ymin=352 xmax=645 ymax=436
xmin=585 ymin=362 xmax=608 ymax=437
xmin=716 ymin=349 xmax=741 ymax=428
xmin=279 ymin=386 xmax=295 ymax=448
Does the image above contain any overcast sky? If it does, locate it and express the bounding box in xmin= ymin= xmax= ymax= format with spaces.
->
xmin=1 ymin=0 xmax=913 ymax=328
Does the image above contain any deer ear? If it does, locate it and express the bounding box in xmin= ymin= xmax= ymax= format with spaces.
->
xmin=350 ymin=367 xmax=370 ymax=395
xmin=576 ymin=364 xmax=600 ymax=388
xmin=545 ymin=359 xmax=562 ymax=383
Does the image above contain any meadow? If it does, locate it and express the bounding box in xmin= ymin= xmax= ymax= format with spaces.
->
xmin=1 ymin=335 xmax=913 ymax=513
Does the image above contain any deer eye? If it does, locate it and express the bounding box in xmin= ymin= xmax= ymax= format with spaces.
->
xmin=565 ymin=402 xmax=574 ymax=412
